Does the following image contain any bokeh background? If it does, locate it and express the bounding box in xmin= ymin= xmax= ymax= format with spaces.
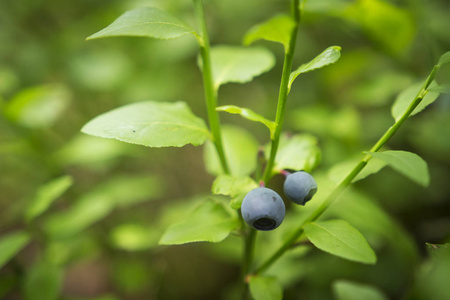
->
xmin=1 ymin=0 xmax=449 ymax=299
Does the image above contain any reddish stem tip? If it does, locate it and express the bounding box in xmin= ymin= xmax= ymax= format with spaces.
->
xmin=281 ymin=170 xmax=291 ymax=177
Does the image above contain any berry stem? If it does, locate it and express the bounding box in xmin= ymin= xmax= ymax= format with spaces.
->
xmin=252 ymin=64 xmax=439 ymax=275
xmin=262 ymin=0 xmax=301 ymax=185
xmin=193 ymin=0 xmax=230 ymax=174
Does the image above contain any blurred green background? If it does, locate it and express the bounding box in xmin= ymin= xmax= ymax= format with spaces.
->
xmin=0 ymin=0 xmax=449 ymax=299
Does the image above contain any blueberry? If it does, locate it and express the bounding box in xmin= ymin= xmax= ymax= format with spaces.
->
xmin=283 ymin=171 xmax=317 ymax=205
xmin=241 ymin=187 xmax=285 ymax=231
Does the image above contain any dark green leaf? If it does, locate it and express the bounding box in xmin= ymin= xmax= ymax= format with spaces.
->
xmin=209 ymin=46 xmax=275 ymax=91
xmin=87 ymin=7 xmax=196 ymax=40
xmin=333 ymin=280 xmax=388 ymax=300
xmin=82 ymin=101 xmax=210 ymax=148
xmin=249 ymin=276 xmax=283 ymax=300
xmin=366 ymin=151 xmax=429 ymax=187
xmin=243 ymin=14 xmax=295 ymax=50
xmin=216 ymin=105 xmax=276 ymax=138
xmin=159 ymin=200 xmax=239 ymax=245
xmin=289 ymin=46 xmax=341 ymax=92
xmin=391 ymin=81 xmax=440 ymax=121
xmin=23 ymin=262 xmax=62 ymax=300
xmin=304 ymin=219 xmax=377 ymax=264
xmin=25 ymin=175 xmax=73 ymax=222
xmin=0 ymin=231 xmax=30 ymax=269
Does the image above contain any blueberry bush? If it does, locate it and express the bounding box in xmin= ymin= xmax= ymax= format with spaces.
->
xmin=1 ymin=0 xmax=450 ymax=299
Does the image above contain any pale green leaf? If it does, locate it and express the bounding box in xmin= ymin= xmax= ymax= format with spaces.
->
xmin=109 ymin=224 xmax=160 ymax=251
xmin=204 ymin=125 xmax=259 ymax=176
xmin=0 ymin=231 xmax=31 ymax=269
xmin=391 ymin=81 xmax=440 ymax=121
xmin=81 ymin=101 xmax=210 ymax=148
xmin=209 ymin=46 xmax=275 ymax=91
xmin=87 ymin=7 xmax=196 ymax=40
xmin=24 ymin=262 xmax=62 ymax=300
xmin=267 ymin=133 xmax=321 ymax=173
xmin=216 ymin=105 xmax=276 ymax=138
xmin=328 ymin=157 xmax=387 ymax=183
xmin=333 ymin=280 xmax=388 ymax=300
xmin=366 ymin=151 xmax=429 ymax=187
xmin=159 ymin=200 xmax=239 ymax=245
xmin=25 ymin=175 xmax=73 ymax=222
xmin=304 ymin=219 xmax=377 ymax=264
xmin=249 ymin=276 xmax=283 ymax=300
xmin=428 ymin=84 xmax=450 ymax=94
xmin=438 ymin=51 xmax=450 ymax=66
xmin=243 ymin=14 xmax=295 ymax=50
xmin=3 ymin=84 xmax=71 ymax=129
xmin=212 ymin=175 xmax=258 ymax=209
xmin=288 ymin=46 xmax=341 ymax=92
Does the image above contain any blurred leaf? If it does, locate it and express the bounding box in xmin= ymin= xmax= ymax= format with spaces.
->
xmin=243 ymin=14 xmax=295 ymax=50
xmin=112 ymin=258 xmax=152 ymax=294
xmin=304 ymin=219 xmax=377 ymax=264
xmin=212 ymin=175 xmax=258 ymax=209
xmin=23 ymin=261 xmax=62 ymax=300
xmin=204 ymin=125 xmax=259 ymax=176
xmin=366 ymin=151 xmax=429 ymax=187
xmin=340 ymin=0 xmax=415 ymax=55
xmin=109 ymin=223 xmax=159 ymax=251
xmin=45 ymin=234 xmax=100 ymax=266
xmin=82 ymin=101 xmax=210 ymax=148
xmin=333 ymin=280 xmax=388 ymax=300
xmin=249 ymin=276 xmax=283 ymax=300
xmin=0 ymin=231 xmax=30 ymax=269
xmin=328 ymin=157 xmax=387 ymax=184
xmin=25 ymin=175 xmax=73 ymax=222
xmin=289 ymin=46 xmax=341 ymax=92
xmin=438 ymin=51 xmax=450 ymax=66
xmin=55 ymin=134 xmax=136 ymax=166
xmin=87 ymin=7 xmax=196 ymax=40
xmin=43 ymin=175 xmax=162 ymax=238
xmin=159 ymin=200 xmax=239 ymax=245
xmin=208 ymin=46 xmax=275 ymax=91
xmin=391 ymin=81 xmax=440 ymax=121
xmin=267 ymin=133 xmax=321 ymax=173
xmin=426 ymin=243 xmax=449 ymax=257
xmin=216 ymin=105 xmax=276 ymax=137
xmin=3 ymin=84 xmax=70 ymax=129
xmin=428 ymin=84 xmax=450 ymax=94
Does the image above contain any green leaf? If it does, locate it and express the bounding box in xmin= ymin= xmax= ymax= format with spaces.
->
xmin=243 ymin=14 xmax=296 ymax=50
xmin=216 ymin=105 xmax=276 ymax=138
xmin=249 ymin=276 xmax=283 ymax=300
xmin=0 ymin=231 xmax=30 ymax=269
xmin=391 ymin=81 xmax=440 ymax=121
xmin=23 ymin=262 xmax=62 ymax=300
xmin=109 ymin=224 xmax=160 ymax=251
xmin=288 ymin=46 xmax=341 ymax=92
xmin=81 ymin=101 xmax=210 ymax=148
xmin=438 ymin=51 xmax=450 ymax=66
xmin=87 ymin=7 xmax=196 ymax=40
xmin=212 ymin=175 xmax=258 ymax=209
xmin=366 ymin=150 xmax=429 ymax=187
xmin=333 ymin=280 xmax=388 ymax=300
xmin=159 ymin=200 xmax=239 ymax=245
xmin=43 ymin=175 xmax=162 ymax=238
xmin=428 ymin=84 xmax=450 ymax=94
xmin=209 ymin=46 xmax=275 ymax=91
xmin=304 ymin=219 xmax=377 ymax=264
xmin=25 ymin=175 xmax=73 ymax=222
xmin=328 ymin=157 xmax=387 ymax=184
xmin=204 ymin=125 xmax=259 ymax=176
xmin=268 ymin=133 xmax=321 ymax=173
xmin=3 ymin=84 xmax=71 ymax=129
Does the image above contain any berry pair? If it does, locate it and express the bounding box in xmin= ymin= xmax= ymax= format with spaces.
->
xmin=241 ymin=171 xmax=317 ymax=231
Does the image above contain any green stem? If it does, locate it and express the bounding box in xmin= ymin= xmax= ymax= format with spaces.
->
xmin=193 ymin=0 xmax=230 ymax=174
xmin=253 ymin=65 xmax=439 ymax=275
xmin=262 ymin=0 xmax=301 ymax=184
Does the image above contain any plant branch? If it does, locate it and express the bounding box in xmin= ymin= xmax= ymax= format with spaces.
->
xmin=193 ymin=0 xmax=230 ymax=174
xmin=262 ymin=0 xmax=301 ymax=184
xmin=253 ymin=64 xmax=439 ymax=275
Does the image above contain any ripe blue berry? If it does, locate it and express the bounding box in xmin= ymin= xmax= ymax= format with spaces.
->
xmin=283 ymin=171 xmax=317 ymax=205
xmin=241 ymin=187 xmax=285 ymax=231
